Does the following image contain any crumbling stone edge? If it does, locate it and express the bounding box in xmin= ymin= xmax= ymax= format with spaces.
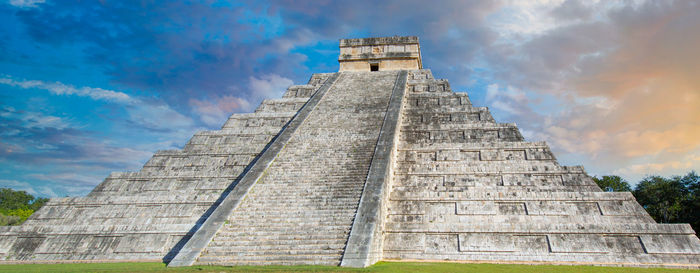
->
xmin=167 ymin=73 xmax=341 ymax=267
xmin=340 ymin=70 xmax=408 ymax=267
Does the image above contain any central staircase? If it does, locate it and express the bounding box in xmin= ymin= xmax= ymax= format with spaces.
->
xmin=195 ymin=71 xmax=403 ymax=265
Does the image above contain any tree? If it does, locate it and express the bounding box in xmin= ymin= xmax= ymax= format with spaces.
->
xmin=0 ymin=188 xmax=35 ymax=210
xmin=593 ymin=175 xmax=632 ymax=192
xmin=678 ymin=171 xmax=700 ymax=233
xmin=633 ymin=176 xmax=688 ymax=224
xmin=0 ymin=188 xmax=49 ymax=226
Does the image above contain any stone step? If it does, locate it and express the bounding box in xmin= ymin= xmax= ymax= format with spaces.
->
xmin=243 ymin=192 xmax=359 ymax=197
xmin=226 ymin=214 xmax=355 ymax=221
xmin=207 ymin=238 xmax=346 ymax=247
xmin=254 ymin=98 xmax=309 ymax=113
xmin=230 ymin=208 xmax=354 ymax=216
xmin=238 ymin=199 xmax=359 ymax=205
xmin=237 ymin=197 xmax=359 ymax=203
xmin=219 ymin=221 xmax=352 ymax=234
xmin=201 ymin=249 xmax=344 ymax=258
xmin=244 ymin=193 xmax=361 ymax=199
xmin=230 ymin=208 xmax=357 ymax=215
xmin=188 ymin=129 xmax=278 ymax=137
xmin=230 ymin=214 xmax=356 ymax=221
xmin=198 ymin=258 xmax=341 ymax=266
xmin=282 ymin=85 xmax=318 ymax=98
xmin=252 ymin=184 xmax=363 ymax=189
xmin=223 ymin=218 xmax=352 ymax=226
xmin=234 ymin=207 xmax=358 ymax=214
xmin=196 ymin=255 xmax=341 ymax=265
xmin=238 ymin=197 xmax=359 ymax=203
xmin=215 ymin=127 xmax=284 ymax=135
xmin=204 ymin=242 xmax=346 ymax=252
xmin=247 ymin=186 xmax=364 ymax=192
xmin=253 ymin=174 xmax=369 ymax=179
xmin=211 ymin=233 xmax=348 ymax=242
xmin=228 ymin=217 xmax=354 ymax=224
xmin=224 ymin=224 xmax=353 ymax=231
xmin=244 ymin=192 xmax=361 ymax=198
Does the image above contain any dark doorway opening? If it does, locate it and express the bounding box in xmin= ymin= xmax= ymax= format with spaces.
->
xmin=370 ymin=63 xmax=379 ymax=71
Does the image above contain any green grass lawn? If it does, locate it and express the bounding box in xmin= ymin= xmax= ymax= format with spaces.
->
xmin=0 ymin=262 xmax=697 ymax=273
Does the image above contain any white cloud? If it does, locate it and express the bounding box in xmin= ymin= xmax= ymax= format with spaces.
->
xmin=190 ymin=95 xmax=250 ymax=127
xmin=248 ymin=74 xmax=294 ymax=101
xmin=473 ymin=0 xmax=700 ymax=183
xmin=8 ymin=0 xmax=45 ymax=8
xmin=126 ymin=102 xmax=194 ymax=131
xmin=1 ymin=107 xmax=73 ymax=130
xmin=485 ymin=84 xmax=499 ymax=101
xmin=188 ymin=74 xmax=292 ymax=128
xmin=0 ymin=179 xmax=56 ymax=198
xmin=0 ymin=76 xmax=194 ymax=131
xmin=489 ymin=0 xmax=566 ymax=39
xmin=0 ymin=76 xmax=202 ymax=196
xmin=491 ymin=100 xmax=520 ymax=115
xmin=0 ymin=77 xmax=133 ymax=103
xmin=484 ymin=84 xmax=531 ymax=116
xmin=613 ymin=152 xmax=700 ymax=183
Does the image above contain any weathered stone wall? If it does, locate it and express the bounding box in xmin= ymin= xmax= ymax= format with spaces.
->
xmin=382 ymin=69 xmax=700 ymax=267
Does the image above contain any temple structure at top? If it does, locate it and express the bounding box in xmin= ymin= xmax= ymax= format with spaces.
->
xmin=1 ymin=36 xmax=699 ymax=269
xmin=339 ymin=36 xmax=421 ymax=71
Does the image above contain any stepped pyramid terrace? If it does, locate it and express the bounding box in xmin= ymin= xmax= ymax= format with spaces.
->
xmin=1 ymin=36 xmax=699 ymax=268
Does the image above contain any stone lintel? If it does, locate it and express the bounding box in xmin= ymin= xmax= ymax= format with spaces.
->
xmin=340 ymin=36 xmax=419 ymax=47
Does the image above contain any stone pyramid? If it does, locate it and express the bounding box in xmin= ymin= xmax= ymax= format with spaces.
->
xmin=1 ymin=36 xmax=699 ymax=268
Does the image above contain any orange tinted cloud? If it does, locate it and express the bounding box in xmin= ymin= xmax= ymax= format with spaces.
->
xmin=484 ymin=0 xmax=700 ymax=180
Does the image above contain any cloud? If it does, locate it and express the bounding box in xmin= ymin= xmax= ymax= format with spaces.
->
xmin=0 ymin=106 xmax=72 ymax=130
xmin=10 ymin=0 xmax=506 ymax=99
xmin=477 ymin=0 xmax=700 ymax=180
xmin=0 ymin=76 xmax=194 ymax=132
xmin=188 ymin=74 xmax=292 ymax=127
xmin=190 ymin=95 xmax=251 ymax=127
xmin=550 ymin=0 xmax=593 ymax=22
xmin=0 ymin=105 xmax=172 ymax=197
xmin=483 ymin=83 xmax=542 ymax=121
xmin=0 ymin=107 xmax=147 ymax=168
xmin=0 ymin=179 xmax=56 ymax=198
xmin=248 ymin=74 xmax=293 ymax=101
xmin=8 ymin=0 xmax=44 ymax=9
xmin=0 ymin=76 xmax=133 ymax=103
xmin=0 ymin=78 xmax=198 ymax=196
xmin=613 ymin=152 xmax=700 ymax=183
xmin=124 ymin=101 xmax=194 ymax=132
xmin=10 ymin=2 xmax=318 ymax=104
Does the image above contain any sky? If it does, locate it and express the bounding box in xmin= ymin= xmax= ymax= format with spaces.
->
xmin=1 ymin=0 xmax=699 ymax=197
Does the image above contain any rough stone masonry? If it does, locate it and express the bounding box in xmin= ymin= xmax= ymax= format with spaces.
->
xmin=1 ymin=36 xmax=699 ymax=268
